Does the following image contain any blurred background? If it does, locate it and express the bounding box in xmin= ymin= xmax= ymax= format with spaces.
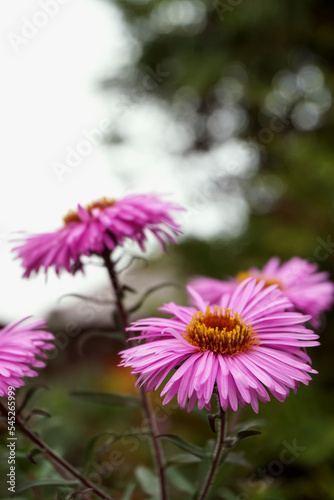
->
xmin=1 ymin=0 xmax=334 ymax=498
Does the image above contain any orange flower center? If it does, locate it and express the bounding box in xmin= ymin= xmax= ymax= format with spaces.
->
xmin=236 ymin=271 xmax=283 ymax=289
xmin=184 ymin=307 xmax=259 ymax=356
xmin=63 ymin=198 xmax=116 ymax=225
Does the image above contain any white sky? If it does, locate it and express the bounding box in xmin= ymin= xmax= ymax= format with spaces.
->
xmin=0 ymin=0 xmax=130 ymax=323
xmin=0 ymin=0 xmax=254 ymax=323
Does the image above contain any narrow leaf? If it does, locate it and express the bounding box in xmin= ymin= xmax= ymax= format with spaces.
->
xmin=17 ymin=479 xmax=79 ymax=493
xmin=216 ymin=487 xmax=241 ymax=500
xmin=128 ymin=283 xmax=177 ymax=313
xmin=59 ymin=293 xmax=115 ymax=305
xmin=225 ymin=429 xmax=262 ymax=448
xmin=84 ymin=431 xmax=119 ymax=470
xmin=208 ymin=414 xmax=217 ymax=433
xmin=165 ymin=453 xmax=201 ymax=468
xmin=24 ymin=408 xmax=51 ymax=423
xmin=166 ymin=468 xmax=196 ymax=494
xmin=85 ymin=429 xmax=151 ymax=471
xmin=17 ymin=384 xmax=48 ymax=415
xmin=157 ymin=434 xmax=206 ymax=459
xmin=66 ymin=488 xmax=94 ymax=500
xmin=122 ymin=284 xmax=136 ymax=294
xmin=135 ymin=466 xmax=159 ymax=499
xmin=116 ymin=253 xmax=148 ymax=274
xmin=236 ymin=429 xmax=261 ymax=441
xmin=27 ymin=448 xmax=44 ymax=465
xmin=224 ymin=452 xmax=252 ymax=468
xmin=234 ymin=419 xmax=266 ymax=433
xmin=122 ymin=482 xmax=136 ymax=500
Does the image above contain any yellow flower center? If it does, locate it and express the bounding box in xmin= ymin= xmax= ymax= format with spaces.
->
xmin=184 ymin=307 xmax=259 ymax=356
xmin=236 ymin=271 xmax=283 ymax=289
xmin=63 ymin=198 xmax=116 ymax=225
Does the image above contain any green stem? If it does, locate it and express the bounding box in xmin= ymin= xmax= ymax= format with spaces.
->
xmin=0 ymin=401 xmax=111 ymax=500
xmin=101 ymin=249 xmax=129 ymax=339
xmin=101 ymin=250 xmax=168 ymax=500
xmin=197 ymin=396 xmax=226 ymax=500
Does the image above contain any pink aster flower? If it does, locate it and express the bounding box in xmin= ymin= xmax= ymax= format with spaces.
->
xmin=0 ymin=317 xmax=54 ymax=397
xmin=13 ymin=194 xmax=183 ymax=277
xmin=119 ymin=279 xmax=319 ymax=413
xmin=190 ymin=257 xmax=334 ymax=327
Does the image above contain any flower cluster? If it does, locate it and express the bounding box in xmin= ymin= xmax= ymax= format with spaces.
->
xmin=2 ymin=193 xmax=181 ymax=398
xmin=4 ymin=192 xmax=333 ymax=419
xmin=190 ymin=257 xmax=334 ymax=326
xmin=120 ymin=271 xmax=323 ymax=413
xmin=13 ymin=194 xmax=183 ymax=277
xmin=0 ymin=318 xmax=54 ymax=396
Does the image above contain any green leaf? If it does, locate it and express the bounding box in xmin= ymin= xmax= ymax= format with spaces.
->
xmin=236 ymin=429 xmax=261 ymax=440
xmin=70 ymin=391 xmax=141 ymax=408
xmin=122 ymin=482 xmax=136 ymax=500
xmin=166 ymin=467 xmax=196 ymax=494
xmin=84 ymin=430 xmax=152 ymax=472
xmin=165 ymin=453 xmax=202 ymax=468
xmin=116 ymin=253 xmax=148 ymax=275
xmin=65 ymin=488 xmax=95 ymax=500
xmin=9 ymin=451 xmax=31 ymax=459
xmin=122 ymin=284 xmax=137 ymax=294
xmin=59 ymin=293 xmax=115 ymax=305
xmin=216 ymin=487 xmax=241 ymax=500
xmin=24 ymin=408 xmax=51 ymax=423
xmin=27 ymin=448 xmax=44 ymax=465
xmin=225 ymin=429 xmax=262 ymax=448
xmin=17 ymin=479 xmax=79 ymax=493
xmin=84 ymin=430 xmax=120 ymax=471
xmin=208 ymin=414 xmax=217 ymax=433
xmin=103 ymin=429 xmax=152 ymax=445
xmin=157 ymin=434 xmax=207 ymax=459
xmin=204 ymin=438 xmax=215 ymax=454
xmin=56 ymin=488 xmax=94 ymax=500
xmin=135 ymin=466 xmax=159 ymax=499
xmin=128 ymin=282 xmax=177 ymax=313
xmin=17 ymin=384 xmax=48 ymax=414
xmin=234 ymin=419 xmax=266 ymax=433
xmin=224 ymin=452 xmax=252 ymax=468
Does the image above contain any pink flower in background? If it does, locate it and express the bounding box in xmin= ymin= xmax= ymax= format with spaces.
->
xmin=119 ymin=279 xmax=319 ymax=413
xmin=190 ymin=257 xmax=334 ymax=327
xmin=13 ymin=194 xmax=183 ymax=277
xmin=0 ymin=318 xmax=54 ymax=396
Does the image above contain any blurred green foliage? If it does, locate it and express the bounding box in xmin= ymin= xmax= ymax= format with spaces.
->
xmin=102 ymin=0 xmax=334 ymax=498
xmin=1 ymin=0 xmax=334 ymax=499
